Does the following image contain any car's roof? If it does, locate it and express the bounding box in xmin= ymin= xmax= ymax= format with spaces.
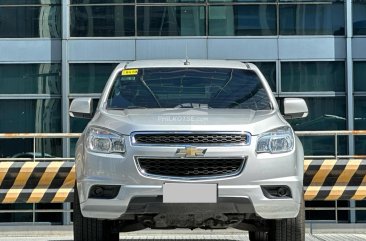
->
xmin=117 ymin=59 xmax=258 ymax=70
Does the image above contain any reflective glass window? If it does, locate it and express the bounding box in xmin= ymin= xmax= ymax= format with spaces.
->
xmin=281 ymin=62 xmax=345 ymax=92
xmin=71 ymin=118 xmax=90 ymax=134
xmin=354 ymin=61 xmax=366 ymax=91
xmin=355 ymin=84 xmax=366 ymax=118
xmin=287 ymin=97 xmax=346 ymax=131
xmin=70 ymin=121 xmax=83 ymax=157
xmin=280 ymin=0 xmax=343 ymax=2
xmin=70 ymin=5 xmax=135 ymax=37
xmin=353 ymin=2 xmax=366 ymax=35
xmin=279 ymin=3 xmax=345 ymax=35
xmin=356 ymin=201 xmax=366 ymax=223
xmin=254 ymin=62 xmax=276 ymax=91
xmin=0 ymin=64 xmax=61 ymax=94
xmin=0 ymin=0 xmax=61 ymax=4
xmin=0 ymin=99 xmax=62 ymax=158
xmin=137 ymin=6 xmax=205 ymax=36
xmin=286 ymin=97 xmax=347 ymax=155
xmin=71 ymin=0 xmax=133 ymax=3
xmin=209 ymin=5 xmax=277 ymax=36
xmin=354 ymin=97 xmax=366 ymax=155
xmin=138 ymin=0 xmax=204 ymax=2
xmin=35 ymin=204 xmax=63 ymax=224
xmin=306 ymin=201 xmax=349 ymax=222
xmin=70 ymin=63 xmax=118 ymax=93
xmin=0 ymin=204 xmax=33 ymax=223
xmin=210 ymin=0 xmax=275 ymax=2
xmin=0 ymin=6 xmax=61 ymax=38
xmin=0 ymin=203 xmax=63 ymax=224
xmin=0 ymin=99 xmax=61 ymax=133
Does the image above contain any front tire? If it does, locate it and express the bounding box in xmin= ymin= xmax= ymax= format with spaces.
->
xmin=249 ymin=199 xmax=305 ymax=241
xmin=249 ymin=231 xmax=267 ymax=241
xmin=73 ymin=186 xmax=119 ymax=241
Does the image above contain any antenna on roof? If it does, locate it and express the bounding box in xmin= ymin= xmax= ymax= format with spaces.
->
xmin=184 ymin=42 xmax=190 ymax=66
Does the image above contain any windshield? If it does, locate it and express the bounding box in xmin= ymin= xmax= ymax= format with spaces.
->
xmin=106 ymin=67 xmax=272 ymax=110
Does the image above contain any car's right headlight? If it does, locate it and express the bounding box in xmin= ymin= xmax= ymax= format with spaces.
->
xmin=256 ymin=126 xmax=294 ymax=154
xmin=86 ymin=127 xmax=125 ymax=154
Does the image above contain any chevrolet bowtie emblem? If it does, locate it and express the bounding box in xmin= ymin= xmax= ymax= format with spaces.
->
xmin=176 ymin=147 xmax=207 ymax=157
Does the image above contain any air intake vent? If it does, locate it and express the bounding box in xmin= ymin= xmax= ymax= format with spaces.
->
xmin=133 ymin=133 xmax=250 ymax=145
xmin=136 ymin=158 xmax=246 ymax=179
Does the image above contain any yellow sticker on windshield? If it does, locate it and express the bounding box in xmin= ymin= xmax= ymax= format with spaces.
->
xmin=122 ymin=69 xmax=138 ymax=76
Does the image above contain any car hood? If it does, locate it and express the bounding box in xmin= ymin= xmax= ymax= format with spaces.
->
xmin=90 ymin=108 xmax=289 ymax=136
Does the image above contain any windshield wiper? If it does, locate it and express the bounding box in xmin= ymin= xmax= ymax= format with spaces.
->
xmin=108 ymin=106 xmax=147 ymax=110
xmin=126 ymin=106 xmax=147 ymax=109
xmin=138 ymin=73 xmax=162 ymax=108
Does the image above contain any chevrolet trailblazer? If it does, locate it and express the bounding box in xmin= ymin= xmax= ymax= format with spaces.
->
xmin=69 ymin=59 xmax=308 ymax=241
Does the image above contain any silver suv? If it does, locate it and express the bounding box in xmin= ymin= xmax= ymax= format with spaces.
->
xmin=70 ymin=59 xmax=308 ymax=241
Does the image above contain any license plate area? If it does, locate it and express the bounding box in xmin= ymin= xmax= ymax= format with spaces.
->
xmin=163 ymin=183 xmax=217 ymax=203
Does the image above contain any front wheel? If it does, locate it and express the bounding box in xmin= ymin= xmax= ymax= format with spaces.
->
xmin=249 ymin=199 xmax=305 ymax=241
xmin=73 ymin=186 xmax=120 ymax=241
xmin=249 ymin=231 xmax=267 ymax=241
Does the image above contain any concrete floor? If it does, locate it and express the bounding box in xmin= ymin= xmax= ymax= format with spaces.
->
xmin=0 ymin=227 xmax=365 ymax=241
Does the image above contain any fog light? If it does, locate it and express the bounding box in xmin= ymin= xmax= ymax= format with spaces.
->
xmin=93 ymin=187 xmax=104 ymax=197
xmin=261 ymin=186 xmax=292 ymax=199
xmin=89 ymin=185 xmax=120 ymax=199
xmin=277 ymin=187 xmax=288 ymax=197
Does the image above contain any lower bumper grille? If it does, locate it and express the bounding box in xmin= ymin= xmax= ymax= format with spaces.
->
xmin=136 ymin=158 xmax=246 ymax=179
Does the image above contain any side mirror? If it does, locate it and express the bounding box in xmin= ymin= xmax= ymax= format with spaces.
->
xmin=283 ymin=98 xmax=308 ymax=119
xmin=69 ymin=98 xmax=93 ymax=119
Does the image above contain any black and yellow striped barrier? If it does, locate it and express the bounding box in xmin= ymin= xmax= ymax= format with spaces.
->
xmin=0 ymin=159 xmax=365 ymax=203
xmin=0 ymin=161 xmax=75 ymax=204
xmin=304 ymin=159 xmax=366 ymax=201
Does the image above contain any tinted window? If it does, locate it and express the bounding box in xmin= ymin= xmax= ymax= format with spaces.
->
xmin=353 ymin=2 xmax=366 ymax=35
xmin=0 ymin=99 xmax=62 ymax=158
xmin=356 ymin=201 xmax=366 ymax=223
xmin=281 ymin=62 xmax=345 ymax=92
xmin=137 ymin=6 xmax=205 ymax=36
xmin=288 ymin=97 xmax=346 ymax=131
xmin=70 ymin=63 xmax=118 ymax=93
xmin=354 ymin=61 xmax=366 ymax=91
xmin=354 ymin=96 xmax=366 ymax=130
xmin=0 ymin=99 xmax=61 ymax=133
xmin=279 ymin=3 xmax=345 ymax=35
xmin=0 ymin=0 xmax=61 ymax=5
xmin=210 ymin=0 xmax=275 ymax=2
xmin=354 ymin=97 xmax=366 ymax=155
xmin=0 ymin=64 xmax=61 ymax=94
xmin=71 ymin=0 xmax=132 ymax=3
xmin=70 ymin=5 xmax=135 ymax=37
xmin=0 ymin=204 xmax=33 ymax=223
xmin=107 ymin=68 xmax=272 ymax=110
xmin=287 ymin=97 xmax=347 ymax=156
xmin=209 ymin=5 xmax=277 ymax=36
xmin=0 ymin=6 xmax=61 ymax=38
xmin=138 ymin=0 xmax=204 ymax=2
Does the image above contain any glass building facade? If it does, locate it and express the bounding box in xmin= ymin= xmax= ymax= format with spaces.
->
xmin=0 ymin=0 xmax=365 ymax=224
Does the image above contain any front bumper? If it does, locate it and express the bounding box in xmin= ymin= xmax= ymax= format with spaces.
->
xmin=76 ymin=136 xmax=303 ymax=220
xmin=78 ymin=180 xmax=301 ymax=220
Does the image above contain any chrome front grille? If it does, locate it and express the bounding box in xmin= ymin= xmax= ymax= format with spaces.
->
xmin=136 ymin=157 xmax=246 ymax=179
xmin=132 ymin=132 xmax=250 ymax=145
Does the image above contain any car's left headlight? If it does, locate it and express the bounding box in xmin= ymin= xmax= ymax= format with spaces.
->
xmin=86 ymin=127 xmax=125 ymax=154
xmin=256 ymin=126 xmax=294 ymax=154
